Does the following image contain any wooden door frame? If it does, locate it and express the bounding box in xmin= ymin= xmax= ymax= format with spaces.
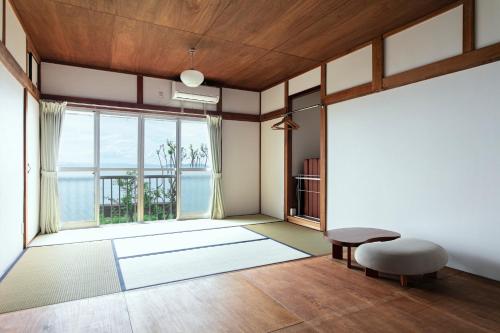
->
xmin=284 ymin=85 xmax=324 ymax=231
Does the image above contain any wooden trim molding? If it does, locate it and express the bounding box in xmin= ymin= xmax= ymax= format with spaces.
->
xmin=287 ymin=216 xmax=321 ymax=231
xmin=383 ymin=42 xmax=500 ymax=90
xmin=137 ymin=75 xmax=143 ymax=104
xmin=320 ymin=63 xmax=326 ymax=103
xmin=463 ymin=0 xmax=475 ymax=53
xmin=2 ymin=0 xmax=6 ymax=44
xmin=0 ymin=42 xmax=39 ymax=99
xmin=319 ymin=64 xmax=327 ymax=231
xmin=319 ymin=105 xmax=327 ymax=232
xmin=372 ymin=37 xmax=383 ymax=92
xmin=22 ymin=88 xmax=28 ymax=248
xmin=258 ymin=92 xmax=262 ymax=214
xmin=42 ymin=94 xmax=260 ymax=121
xmin=323 ymin=82 xmax=372 ymax=105
xmin=260 ymin=108 xmax=285 ymax=122
xmin=284 ymin=81 xmax=292 ymax=220
xmin=220 ymin=112 xmax=259 ymax=122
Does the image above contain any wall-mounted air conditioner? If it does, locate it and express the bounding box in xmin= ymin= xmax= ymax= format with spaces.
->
xmin=171 ymin=81 xmax=220 ymax=104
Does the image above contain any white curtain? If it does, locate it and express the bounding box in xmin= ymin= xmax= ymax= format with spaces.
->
xmin=40 ymin=101 xmax=66 ymax=234
xmin=206 ymin=115 xmax=225 ymax=219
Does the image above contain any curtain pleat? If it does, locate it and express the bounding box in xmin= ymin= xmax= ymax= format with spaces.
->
xmin=40 ymin=101 xmax=66 ymax=234
xmin=206 ymin=115 xmax=225 ymax=219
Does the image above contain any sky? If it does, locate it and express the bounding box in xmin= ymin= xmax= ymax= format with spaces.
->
xmin=58 ymin=111 xmax=211 ymax=169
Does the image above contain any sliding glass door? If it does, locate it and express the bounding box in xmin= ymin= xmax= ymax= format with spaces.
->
xmin=143 ymin=117 xmax=178 ymax=221
xmin=179 ymin=120 xmax=212 ymax=219
xmin=99 ymin=114 xmax=139 ymax=224
xmin=58 ymin=111 xmax=97 ymax=228
xmin=58 ymin=109 xmax=211 ymax=227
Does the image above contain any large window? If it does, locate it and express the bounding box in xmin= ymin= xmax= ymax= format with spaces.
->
xmin=57 ymin=110 xmax=211 ymax=227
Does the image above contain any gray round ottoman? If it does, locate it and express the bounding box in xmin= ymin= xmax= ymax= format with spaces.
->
xmin=354 ymin=238 xmax=448 ymax=286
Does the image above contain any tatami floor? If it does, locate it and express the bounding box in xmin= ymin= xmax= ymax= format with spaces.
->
xmin=1 ymin=253 xmax=499 ymax=332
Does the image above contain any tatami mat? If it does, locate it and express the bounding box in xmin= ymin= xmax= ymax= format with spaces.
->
xmin=113 ymin=227 xmax=266 ymax=258
xmin=29 ymin=214 xmax=281 ymax=247
xmin=0 ymin=241 xmax=121 ymax=314
xmin=119 ymin=239 xmax=310 ymax=290
xmin=244 ymin=222 xmax=331 ymax=256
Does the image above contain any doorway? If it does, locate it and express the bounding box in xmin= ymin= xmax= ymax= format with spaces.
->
xmin=284 ymin=88 xmax=324 ymax=231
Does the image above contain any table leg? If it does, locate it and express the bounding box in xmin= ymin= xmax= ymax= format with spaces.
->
xmin=332 ymin=244 xmax=343 ymax=260
xmin=347 ymin=246 xmax=352 ymax=268
xmin=365 ymin=268 xmax=379 ymax=278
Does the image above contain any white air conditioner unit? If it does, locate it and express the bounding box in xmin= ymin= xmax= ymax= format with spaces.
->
xmin=171 ymin=81 xmax=220 ymax=104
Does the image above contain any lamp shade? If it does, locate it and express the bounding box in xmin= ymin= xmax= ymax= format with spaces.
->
xmin=180 ymin=69 xmax=204 ymax=87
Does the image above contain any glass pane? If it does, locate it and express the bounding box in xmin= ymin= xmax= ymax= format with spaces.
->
xmin=144 ymin=170 xmax=177 ymax=221
xmin=180 ymin=171 xmax=211 ymax=217
xmin=58 ymin=111 xmax=94 ymax=168
xmin=180 ymin=120 xmax=211 ymax=169
xmin=99 ymin=170 xmax=137 ymax=224
xmin=100 ymin=114 xmax=138 ymax=168
xmin=144 ymin=118 xmax=177 ymax=169
xmin=58 ymin=171 xmax=95 ymax=223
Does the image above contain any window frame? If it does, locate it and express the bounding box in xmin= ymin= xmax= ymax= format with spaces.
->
xmin=58 ymin=108 xmax=212 ymax=228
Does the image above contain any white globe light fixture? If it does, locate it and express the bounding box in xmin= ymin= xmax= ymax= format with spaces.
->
xmin=180 ymin=48 xmax=204 ymax=87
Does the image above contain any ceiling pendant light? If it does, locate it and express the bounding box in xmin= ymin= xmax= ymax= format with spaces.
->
xmin=180 ymin=48 xmax=204 ymax=87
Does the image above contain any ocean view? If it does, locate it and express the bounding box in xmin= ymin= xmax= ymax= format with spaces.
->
xmin=59 ymin=171 xmax=212 ymax=223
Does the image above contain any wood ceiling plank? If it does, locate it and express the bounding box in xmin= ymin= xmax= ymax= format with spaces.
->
xmin=236 ymin=51 xmax=318 ymax=90
xmin=111 ymin=17 xmax=202 ymax=78
xmin=193 ymin=36 xmax=268 ymax=86
xmin=52 ymin=0 xmax=118 ymax=14
xmin=115 ymin=0 xmax=231 ymax=34
xmin=276 ymin=0 xmax=457 ymax=62
xmin=205 ymin=0 xmax=347 ymax=52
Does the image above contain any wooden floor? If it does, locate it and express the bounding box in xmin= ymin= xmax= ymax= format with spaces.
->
xmin=0 ymin=255 xmax=499 ymax=332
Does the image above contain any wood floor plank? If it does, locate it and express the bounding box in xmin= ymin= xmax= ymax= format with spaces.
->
xmin=239 ymin=257 xmax=401 ymax=321
xmin=301 ymin=296 xmax=488 ymax=333
xmin=125 ymin=273 xmax=301 ymax=333
xmin=0 ymin=293 xmax=132 ymax=333
xmin=399 ymin=273 xmax=500 ymax=332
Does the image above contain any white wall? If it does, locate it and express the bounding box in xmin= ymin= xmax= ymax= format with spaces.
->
xmin=143 ymin=76 xmax=217 ymax=111
xmin=288 ymin=67 xmax=320 ymax=96
xmin=26 ymin=93 xmax=40 ymax=244
xmin=261 ymin=119 xmax=284 ymax=219
xmin=385 ymin=6 xmax=463 ymax=76
xmin=328 ymin=61 xmax=500 ymax=281
xmin=476 ymin=0 xmax=500 ymax=48
xmin=291 ymin=91 xmax=320 ymax=176
xmin=5 ymin=0 xmax=27 ymax=72
xmin=261 ymin=83 xmax=285 ymax=114
xmin=222 ymin=120 xmax=260 ymax=216
xmin=41 ymin=62 xmax=137 ymax=103
xmin=327 ymin=45 xmax=372 ymax=94
xmin=222 ymin=88 xmax=259 ymax=114
xmin=0 ymin=62 xmax=24 ymax=277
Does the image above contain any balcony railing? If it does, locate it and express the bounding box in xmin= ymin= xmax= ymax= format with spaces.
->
xmin=100 ymin=174 xmax=176 ymax=224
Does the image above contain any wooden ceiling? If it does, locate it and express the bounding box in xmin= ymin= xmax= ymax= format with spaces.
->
xmin=12 ymin=0 xmax=456 ymax=91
